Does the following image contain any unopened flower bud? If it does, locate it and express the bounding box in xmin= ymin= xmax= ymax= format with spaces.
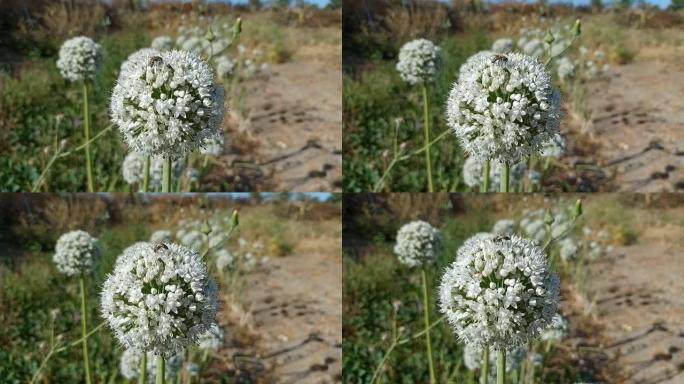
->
xmin=573 ymin=199 xmax=583 ymax=218
xmin=544 ymin=209 xmax=554 ymax=226
xmin=573 ymin=19 xmax=582 ymax=37
xmin=544 ymin=31 xmax=554 ymax=45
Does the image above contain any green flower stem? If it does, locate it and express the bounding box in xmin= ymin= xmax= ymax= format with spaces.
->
xmin=139 ymin=353 xmax=147 ymax=384
xmin=421 ymin=84 xmax=434 ymax=192
xmin=162 ymin=157 xmax=171 ymax=192
xmin=481 ymin=160 xmax=490 ymax=193
xmin=156 ymin=355 xmax=165 ymax=384
xmin=501 ymin=163 xmax=510 ymax=192
xmin=82 ymin=81 xmax=94 ymax=192
xmin=481 ymin=348 xmax=489 ymax=384
xmin=421 ymin=268 xmax=436 ymax=384
xmin=467 ymin=369 xmax=475 ymax=384
xmin=497 ymin=349 xmax=506 ymax=384
xmin=79 ymin=276 xmax=92 ymax=384
xmin=142 ymin=156 xmax=151 ymax=192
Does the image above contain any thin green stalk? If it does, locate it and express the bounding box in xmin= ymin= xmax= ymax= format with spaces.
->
xmin=143 ymin=156 xmax=151 ymax=192
xmin=156 ymin=355 xmax=165 ymax=384
xmin=139 ymin=353 xmax=147 ymax=384
xmin=501 ymin=163 xmax=510 ymax=192
xmin=79 ymin=277 xmax=92 ymax=384
xmin=467 ymin=369 xmax=476 ymax=384
xmin=162 ymin=157 xmax=171 ymax=192
xmin=82 ymin=81 xmax=94 ymax=192
xmin=420 ymin=268 xmax=436 ymax=384
xmin=497 ymin=349 xmax=506 ymax=384
xmin=481 ymin=160 xmax=490 ymax=193
xmin=421 ymin=84 xmax=434 ymax=192
xmin=481 ymin=348 xmax=489 ymax=384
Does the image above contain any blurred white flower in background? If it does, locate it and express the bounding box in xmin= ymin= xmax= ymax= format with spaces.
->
xmin=53 ymin=230 xmax=100 ymax=276
xmin=393 ymin=220 xmax=442 ymax=267
xmin=57 ymin=36 xmax=103 ymax=81
xmin=396 ymin=38 xmax=443 ymax=85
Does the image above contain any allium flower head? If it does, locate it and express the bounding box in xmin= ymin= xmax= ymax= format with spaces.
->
xmin=396 ymin=38 xmax=442 ymax=85
xmin=111 ymin=50 xmax=225 ymax=159
xmin=151 ymin=36 xmax=174 ymax=51
xmin=459 ymin=51 xmax=492 ymax=80
xmin=120 ymin=349 xmax=183 ymax=380
xmin=120 ymin=48 xmax=159 ymax=75
xmin=393 ymin=220 xmax=442 ymax=267
xmin=456 ymin=232 xmax=494 ymax=261
xmin=53 ymin=230 xmax=100 ymax=276
xmin=559 ymin=238 xmax=578 ymax=261
xmin=56 ymin=36 xmax=103 ymax=81
xmin=101 ymin=242 xmax=218 ymax=356
xmin=215 ymin=249 xmax=235 ymax=271
xmin=199 ymin=133 xmax=224 ymax=155
xmin=447 ymin=52 xmax=561 ymax=164
xmin=462 ymin=157 xmax=526 ymax=190
xmin=215 ymin=56 xmax=236 ymax=78
xmin=439 ymin=234 xmax=559 ymax=350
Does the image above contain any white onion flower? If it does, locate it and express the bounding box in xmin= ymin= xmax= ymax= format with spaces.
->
xmin=151 ymin=36 xmax=174 ymax=51
xmin=492 ymin=38 xmax=514 ymax=54
xmin=180 ymin=230 xmax=204 ymax=251
xmin=215 ymin=56 xmax=236 ymax=78
xmin=493 ymin=219 xmax=516 ymax=236
xmin=556 ymin=57 xmax=576 ymax=82
xmin=541 ymin=313 xmax=568 ymax=341
xmin=53 ymin=230 xmax=100 ymax=276
xmin=198 ymin=323 xmax=224 ymax=349
xmin=56 ymin=36 xmax=103 ymax=82
xmin=111 ymin=50 xmax=225 ymax=159
xmin=120 ymin=48 xmax=159 ymax=75
xmin=541 ymin=133 xmax=567 ymax=158
xmin=456 ymin=232 xmax=494 ymax=261
xmin=393 ymin=220 xmax=442 ymax=267
xmin=462 ymin=157 xmax=526 ymax=190
xmin=439 ymin=234 xmax=560 ymax=350
xmin=120 ymin=349 xmax=183 ymax=380
xmin=447 ymin=52 xmax=561 ymax=164
xmin=101 ymin=242 xmax=218 ymax=356
xmin=150 ymin=230 xmax=173 ymax=243
xmin=396 ymin=38 xmax=442 ymax=85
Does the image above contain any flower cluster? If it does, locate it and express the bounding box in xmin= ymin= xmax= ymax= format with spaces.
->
xmin=57 ymin=36 xmax=103 ymax=81
xmin=120 ymin=349 xmax=183 ymax=380
xmin=393 ymin=220 xmax=442 ymax=267
xmin=111 ymin=50 xmax=224 ymax=159
xmin=151 ymin=36 xmax=174 ymax=51
xmin=101 ymin=242 xmax=218 ymax=355
xmin=200 ymin=133 xmax=225 ymax=156
xmin=439 ymin=234 xmax=560 ymax=350
xmin=462 ymin=157 xmax=526 ymax=191
xmin=53 ymin=230 xmax=100 ymax=276
xmin=540 ymin=313 xmax=568 ymax=341
xmin=396 ymin=39 xmax=443 ymax=85
xmin=448 ymin=52 xmax=561 ymax=164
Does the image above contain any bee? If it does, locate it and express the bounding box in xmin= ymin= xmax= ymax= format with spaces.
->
xmin=148 ymin=56 xmax=163 ymax=67
xmin=492 ymin=54 xmax=508 ymax=65
xmin=154 ymin=243 xmax=168 ymax=252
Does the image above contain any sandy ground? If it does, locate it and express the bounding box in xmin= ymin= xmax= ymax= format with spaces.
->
xmin=571 ymin=46 xmax=684 ymax=192
xmin=577 ymin=220 xmax=684 ymax=383
xmin=218 ymin=43 xmax=342 ymax=192
xmin=217 ymin=231 xmax=342 ymax=383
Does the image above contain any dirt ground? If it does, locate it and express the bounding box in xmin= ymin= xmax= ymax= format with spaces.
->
xmin=567 ymin=211 xmax=684 ymax=383
xmin=567 ymin=45 xmax=684 ymax=192
xmin=217 ymin=40 xmax=342 ymax=192
xmin=217 ymin=226 xmax=342 ymax=383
